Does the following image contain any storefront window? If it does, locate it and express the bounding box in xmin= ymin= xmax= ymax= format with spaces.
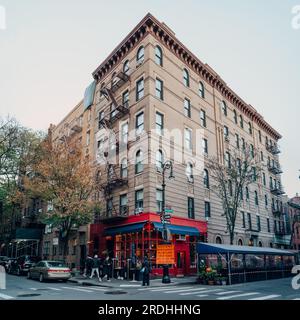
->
xmin=245 ymin=254 xmax=264 ymax=270
xmin=231 ymin=254 xmax=244 ymax=270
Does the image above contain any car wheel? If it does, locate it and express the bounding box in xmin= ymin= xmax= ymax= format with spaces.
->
xmin=27 ymin=272 xmax=31 ymax=279
xmin=39 ymin=273 xmax=44 ymax=282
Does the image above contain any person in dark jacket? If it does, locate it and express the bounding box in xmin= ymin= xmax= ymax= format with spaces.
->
xmin=102 ymin=255 xmax=112 ymax=282
xmin=83 ymin=255 xmax=93 ymax=277
xmin=90 ymin=255 xmax=101 ymax=282
xmin=141 ymin=255 xmax=150 ymax=286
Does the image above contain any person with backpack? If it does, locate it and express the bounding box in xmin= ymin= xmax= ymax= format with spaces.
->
xmin=90 ymin=254 xmax=101 ymax=282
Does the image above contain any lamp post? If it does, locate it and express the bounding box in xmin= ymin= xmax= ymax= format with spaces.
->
xmin=161 ymin=160 xmax=174 ymax=284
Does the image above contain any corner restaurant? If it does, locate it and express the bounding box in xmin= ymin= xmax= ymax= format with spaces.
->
xmin=89 ymin=213 xmax=207 ymax=276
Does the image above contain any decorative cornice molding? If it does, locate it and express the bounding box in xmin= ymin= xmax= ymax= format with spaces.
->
xmin=92 ymin=13 xmax=281 ymax=140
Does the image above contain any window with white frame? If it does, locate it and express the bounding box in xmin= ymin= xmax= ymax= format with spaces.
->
xmin=156 ymin=112 xmax=164 ymax=135
xmin=136 ymin=111 xmax=144 ymax=135
xmin=135 ymin=150 xmax=143 ymax=174
xmin=156 ymin=149 xmax=164 ymax=172
xmin=184 ymin=98 xmax=191 ymax=118
xmin=137 ymin=46 xmax=145 ymax=64
xmin=185 ymin=128 xmax=192 ymax=150
xmin=120 ymin=158 xmax=128 ymax=178
xmin=200 ymin=109 xmax=206 ymax=127
xmin=183 ymin=68 xmax=190 ymax=87
xmin=136 ymin=78 xmax=144 ymax=101
xmin=155 ymin=46 xmax=163 ymax=66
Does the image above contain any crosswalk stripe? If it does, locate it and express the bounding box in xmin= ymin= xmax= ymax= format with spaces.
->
xmin=0 ymin=293 xmax=14 ymax=300
xmin=61 ymin=286 xmax=94 ymax=293
xmin=217 ymin=292 xmax=259 ymax=300
xmin=85 ymin=287 xmax=106 ymax=291
xmin=138 ymin=286 xmax=180 ymax=291
xmin=47 ymin=287 xmax=62 ymax=291
xmin=216 ymin=291 xmax=241 ymax=295
xmin=293 ymin=298 xmax=300 ymax=300
xmin=164 ymin=288 xmax=206 ymax=294
xmin=181 ymin=289 xmax=223 ymax=296
xmin=29 ymin=288 xmax=38 ymax=291
xmin=149 ymin=286 xmax=193 ymax=292
xmin=249 ymin=295 xmax=281 ymax=300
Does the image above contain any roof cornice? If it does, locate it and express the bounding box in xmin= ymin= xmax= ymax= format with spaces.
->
xmin=92 ymin=13 xmax=282 ymax=140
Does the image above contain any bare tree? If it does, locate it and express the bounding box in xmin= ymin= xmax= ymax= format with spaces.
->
xmin=207 ymin=145 xmax=262 ymax=244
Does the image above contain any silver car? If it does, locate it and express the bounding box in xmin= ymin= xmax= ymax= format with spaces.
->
xmin=27 ymin=260 xmax=71 ymax=282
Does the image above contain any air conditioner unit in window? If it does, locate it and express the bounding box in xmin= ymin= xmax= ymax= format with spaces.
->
xmin=134 ymin=208 xmax=143 ymax=215
xmin=177 ymin=235 xmax=186 ymax=241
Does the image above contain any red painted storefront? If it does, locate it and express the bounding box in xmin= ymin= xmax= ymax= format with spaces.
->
xmin=89 ymin=213 xmax=207 ymax=276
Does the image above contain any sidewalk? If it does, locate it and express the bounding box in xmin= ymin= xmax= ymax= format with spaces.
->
xmin=68 ymin=275 xmax=198 ymax=288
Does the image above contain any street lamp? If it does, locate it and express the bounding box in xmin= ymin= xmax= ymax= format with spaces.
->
xmin=161 ymin=160 xmax=174 ymax=284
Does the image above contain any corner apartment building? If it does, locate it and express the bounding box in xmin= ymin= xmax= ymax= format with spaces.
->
xmin=288 ymin=195 xmax=300 ymax=251
xmin=47 ymin=13 xmax=287 ymax=275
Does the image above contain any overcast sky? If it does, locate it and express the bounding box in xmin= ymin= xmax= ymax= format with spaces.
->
xmin=0 ymin=0 xmax=299 ymax=197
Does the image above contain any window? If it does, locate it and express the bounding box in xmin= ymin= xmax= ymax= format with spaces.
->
xmin=185 ymin=128 xmax=192 ymax=150
xmin=262 ymin=172 xmax=266 ymax=186
xmin=236 ymin=158 xmax=242 ymax=174
xmin=156 ymin=149 xmax=164 ymax=171
xmin=200 ymin=109 xmax=206 ymax=127
xmin=135 ymin=150 xmax=143 ymax=174
xmin=184 ymin=98 xmax=191 ymax=118
xmin=254 ymin=191 xmax=259 ymax=206
xmin=120 ymin=158 xmax=128 ymax=178
xmin=156 ymin=189 xmax=163 ymax=213
xmin=225 ymin=152 xmax=231 ymax=168
xmin=240 ymin=115 xmax=244 ymax=128
xmin=188 ymin=197 xmax=195 ymax=219
xmin=250 ymin=144 xmax=255 ymax=158
xmin=224 ymin=126 xmax=229 ymax=140
xmin=97 ymin=139 xmax=104 ymax=152
xmin=260 ymin=151 xmax=264 ymax=162
xmin=123 ymin=60 xmax=130 ymax=75
xmin=238 ymin=239 xmax=243 ymax=246
xmin=98 ymin=111 xmax=104 ymax=128
xmin=233 ymin=110 xmax=238 ymax=124
xmin=241 ymin=137 xmax=246 ymax=151
xmin=155 ymin=46 xmax=163 ymax=66
xmin=156 ymin=112 xmax=164 ymax=135
xmin=205 ymin=201 xmax=211 ymax=218
xmin=252 ymin=167 xmax=257 ymax=181
xmin=122 ymin=90 xmax=129 ymax=107
xmin=137 ymin=46 xmax=144 ymax=64
xmin=257 ymin=216 xmax=261 ymax=232
xmin=228 ymin=180 xmax=233 ymax=196
xmin=155 ymin=78 xmax=163 ymax=100
xmin=258 ymin=130 xmax=262 ymax=143
xmin=203 ymin=169 xmax=209 ymax=189
xmin=199 ymin=81 xmax=205 ymax=98
xmin=186 ymin=162 xmax=193 ymax=182
xmin=110 ymin=103 xmax=117 ymax=120
xmin=246 ymin=187 xmax=249 ymax=201
xmin=135 ymin=189 xmax=144 ymax=212
xmin=86 ymin=131 xmax=90 ymax=146
xmin=121 ymin=122 xmax=128 ymax=144
xmin=265 ymin=194 xmax=268 ymax=207
xmin=247 ymin=212 xmax=252 ymax=230
xmin=248 ymin=122 xmax=252 ymax=135
xmin=136 ymin=78 xmax=144 ymax=101
xmin=221 ymin=101 xmax=227 ymax=116
xmin=183 ymin=68 xmax=190 ymax=87
xmin=120 ymin=194 xmax=128 ymax=215
xmin=136 ymin=111 xmax=144 ymax=135
xmin=202 ymin=138 xmax=208 ymax=154
xmin=267 ymin=218 xmax=270 ymax=233
xmin=107 ymin=198 xmax=113 ymax=217
xmin=216 ymin=237 xmax=222 ymax=244
xmin=235 ymin=134 xmax=240 ymax=149
xmin=241 ymin=211 xmax=246 ymax=228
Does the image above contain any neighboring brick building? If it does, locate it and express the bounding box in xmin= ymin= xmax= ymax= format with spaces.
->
xmin=288 ymin=195 xmax=300 ymax=251
xmin=45 ymin=13 xmax=288 ymax=275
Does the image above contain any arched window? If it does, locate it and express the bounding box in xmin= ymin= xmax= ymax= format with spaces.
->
xmin=238 ymin=239 xmax=243 ymax=246
xmin=221 ymin=101 xmax=227 ymax=116
xmin=240 ymin=115 xmax=244 ymax=128
xmin=265 ymin=194 xmax=268 ymax=207
xmin=120 ymin=158 xmax=128 ymax=178
xmin=216 ymin=236 xmax=222 ymax=244
xmin=123 ymin=60 xmax=130 ymax=75
xmin=135 ymin=150 xmax=143 ymax=174
xmin=248 ymin=122 xmax=252 ymax=135
xmin=183 ymin=68 xmax=190 ymax=87
xmin=199 ymin=81 xmax=205 ymax=98
xmin=233 ymin=110 xmax=238 ymax=124
xmin=186 ymin=162 xmax=193 ymax=182
xmin=156 ymin=150 xmax=164 ymax=171
xmin=246 ymin=187 xmax=250 ymax=201
xmin=254 ymin=191 xmax=259 ymax=206
xmin=258 ymin=241 xmax=263 ymax=247
xmin=203 ymin=169 xmax=209 ymax=189
xmin=225 ymin=151 xmax=231 ymax=168
xmin=137 ymin=46 xmax=145 ymax=64
xmin=155 ymin=46 xmax=163 ymax=66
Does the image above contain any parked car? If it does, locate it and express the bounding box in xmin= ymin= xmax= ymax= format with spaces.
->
xmin=27 ymin=260 xmax=71 ymax=282
xmin=9 ymin=255 xmax=41 ymax=276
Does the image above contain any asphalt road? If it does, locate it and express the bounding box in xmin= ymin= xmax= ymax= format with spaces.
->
xmin=0 ymin=274 xmax=300 ymax=300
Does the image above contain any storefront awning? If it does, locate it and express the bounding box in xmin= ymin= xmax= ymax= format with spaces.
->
xmin=197 ymin=242 xmax=295 ymax=256
xmin=153 ymin=222 xmax=200 ymax=236
xmin=104 ymin=222 xmax=146 ymax=236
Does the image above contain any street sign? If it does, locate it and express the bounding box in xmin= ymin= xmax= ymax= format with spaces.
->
xmin=164 ymin=214 xmax=172 ymax=219
xmin=165 ymin=209 xmax=173 ymax=213
xmin=160 ymin=219 xmax=171 ymax=224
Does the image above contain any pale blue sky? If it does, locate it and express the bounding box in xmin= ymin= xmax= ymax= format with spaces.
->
xmin=0 ymin=0 xmax=299 ymax=197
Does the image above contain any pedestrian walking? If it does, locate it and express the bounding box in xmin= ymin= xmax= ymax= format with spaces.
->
xmin=135 ymin=257 xmax=142 ymax=281
xmin=83 ymin=255 xmax=93 ymax=277
xmin=141 ymin=255 xmax=150 ymax=286
xmin=102 ymin=255 xmax=112 ymax=282
xmin=90 ymin=255 xmax=101 ymax=282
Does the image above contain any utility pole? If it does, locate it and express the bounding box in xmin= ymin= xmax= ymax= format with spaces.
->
xmin=160 ymin=160 xmax=174 ymax=284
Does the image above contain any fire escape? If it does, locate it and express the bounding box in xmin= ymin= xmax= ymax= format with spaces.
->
xmin=98 ymin=71 xmax=130 ymax=223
